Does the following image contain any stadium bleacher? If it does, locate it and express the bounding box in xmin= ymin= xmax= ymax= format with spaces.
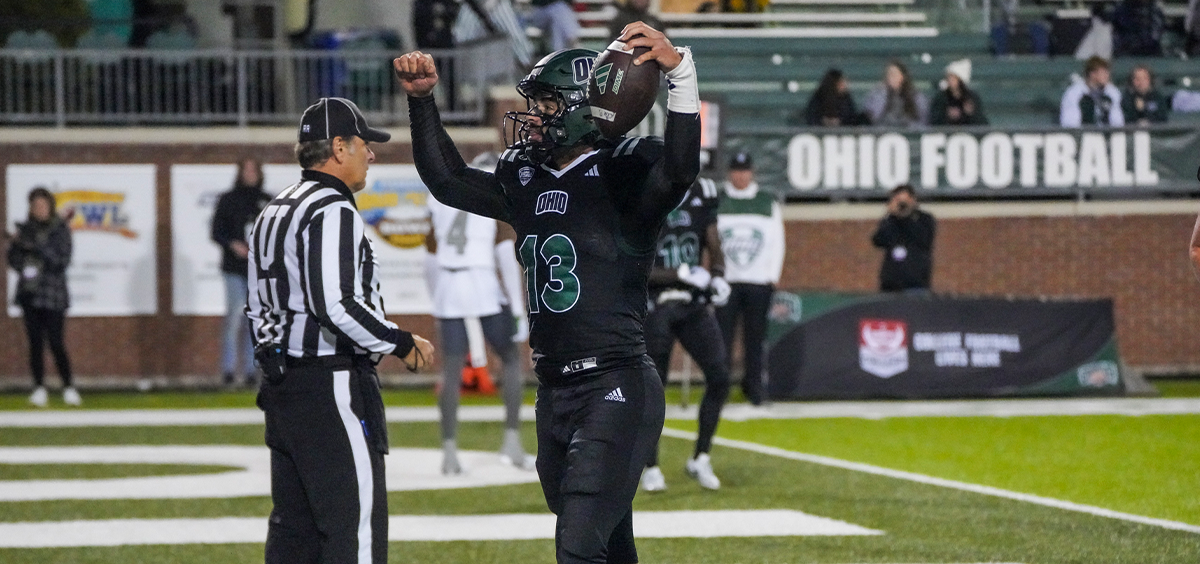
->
xmin=683 ymin=34 xmax=1200 ymax=129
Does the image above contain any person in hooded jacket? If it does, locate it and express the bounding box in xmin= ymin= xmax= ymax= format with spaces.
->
xmin=211 ymin=158 xmax=271 ymax=387
xmin=7 ymin=187 xmax=77 ymax=407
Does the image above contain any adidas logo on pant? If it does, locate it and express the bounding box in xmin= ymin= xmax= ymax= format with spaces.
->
xmin=604 ymin=387 xmax=626 ymax=402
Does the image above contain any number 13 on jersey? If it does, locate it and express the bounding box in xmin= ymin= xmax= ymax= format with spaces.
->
xmin=518 ymin=234 xmax=580 ymax=313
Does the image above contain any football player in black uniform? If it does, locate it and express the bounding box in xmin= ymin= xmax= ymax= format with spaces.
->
xmin=395 ymin=21 xmax=700 ymax=564
xmin=641 ymin=176 xmax=732 ymax=492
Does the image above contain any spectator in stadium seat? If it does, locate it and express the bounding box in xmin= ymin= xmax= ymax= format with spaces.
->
xmin=798 ymin=68 xmax=868 ymax=127
xmin=1060 ymin=56 xmax=1124 ymax=127
xmin=1112 ymin=0 xmax=1165 ymax=57
xmin=871 ymin=184 xmax=935 ymax=293
xmin=1122 ymin=65 xmax=1170 ymax=125
xmin=929 ymin=59 xmax=988 ymax=126
xmin=608 ymin=0 xmax=663 ymax=39
xmin=863 ymin=60 xmax=928 ymax=128
xmin=211 ymin=158 xmax=270 ymax=388
xmin=7 ymin=188 xmax=78 ymax=407
xmin=524 ymin=0 xmax=580 ymax=53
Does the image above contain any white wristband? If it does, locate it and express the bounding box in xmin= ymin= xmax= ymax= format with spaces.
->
xmin=665 ymin=46 xmax=699 ymax=114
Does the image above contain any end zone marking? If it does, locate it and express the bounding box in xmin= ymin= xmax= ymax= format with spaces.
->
xmin=660 ymin=428 xmax=1200 ymax=535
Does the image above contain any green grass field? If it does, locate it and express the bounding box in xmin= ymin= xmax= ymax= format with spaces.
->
xmin=0 ymin=386 xmax=1197 ymax=563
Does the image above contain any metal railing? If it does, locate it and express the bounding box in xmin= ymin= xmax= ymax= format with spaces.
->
xmin=0 ymin=36 xmax=515 ymax=126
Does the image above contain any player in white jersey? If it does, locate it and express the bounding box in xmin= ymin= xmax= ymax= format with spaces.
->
xmin=425 ymin=152 xmax=533 ymax=474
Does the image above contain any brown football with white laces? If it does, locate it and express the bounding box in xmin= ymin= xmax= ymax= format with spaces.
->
xmin=587 ymin=36 xmax=660 ymax=139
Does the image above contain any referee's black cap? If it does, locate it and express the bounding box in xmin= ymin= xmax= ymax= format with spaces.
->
xmin=298 ymin=97 xmax=391 ymax=144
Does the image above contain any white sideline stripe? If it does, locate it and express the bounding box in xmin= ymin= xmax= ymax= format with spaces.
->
xmin=660 ymin=428 xmax=1200 ymax=535
xmin=0 ymin=510 xmax=880 ymax=548
xmin=332 ymin=371 xmax=374 ymax=564
xmin=704 ymin=397 xmax=1200 ymax=422
xmin=5 ymin=398 xmax=1200 ymax=428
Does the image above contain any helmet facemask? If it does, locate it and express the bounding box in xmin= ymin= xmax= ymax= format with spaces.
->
xmin=503 ymin=87 xmax=572 ymax=166
xmin=502 ymin=49 xmax=602 ymax=166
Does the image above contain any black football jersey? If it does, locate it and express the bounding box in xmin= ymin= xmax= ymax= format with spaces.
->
xmin=650 ymin=177 xmax=719 ymax=293
xmin=496 ymin=137 xmax=667 ymax=379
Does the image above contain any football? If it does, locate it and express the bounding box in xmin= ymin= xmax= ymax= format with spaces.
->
xmin=588 ymin=37 xmax=661 ymax=139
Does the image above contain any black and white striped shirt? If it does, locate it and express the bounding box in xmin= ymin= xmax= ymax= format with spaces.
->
xmin=246 ymin=169 xmax=415 ymax=359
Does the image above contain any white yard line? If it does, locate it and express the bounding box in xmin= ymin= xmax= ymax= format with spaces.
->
xmin=2 ymin=398 xmax=1200 ymax=428
xmin=0 ymin=446 xmax=538 ymax=501
xmin=0 ymin=510 xmax=880 ymax=548
xmin=660 ymin=428 xmax=1200 ymax=535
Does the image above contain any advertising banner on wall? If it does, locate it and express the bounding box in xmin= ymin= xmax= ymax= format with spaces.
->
xmin=6 ymin=164 xmax=158 ymax=317
xmin=171 ymin=164 xmax=295 ymax=316
xmin=726 ymin=125 xmax=1200 ymax=198
xmin=170 ymin=164 xmax=433 ymax=316
xmin=765 ymin=292 xmax=1125 ymax=400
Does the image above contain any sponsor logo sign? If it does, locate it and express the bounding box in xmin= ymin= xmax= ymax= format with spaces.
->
xmin=1077 ymin=361 xmax=1120 ymax=387
xmin=912 ymin=331 xmax=1021 ymax=368
xmin=58 ymin=191 xmax=138 ymax=238
xmin=859 ymin=319 xmax=909 ymax=378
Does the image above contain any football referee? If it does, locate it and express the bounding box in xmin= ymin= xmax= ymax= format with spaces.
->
xmin=247 ymin=97 xmax=434 ymax=564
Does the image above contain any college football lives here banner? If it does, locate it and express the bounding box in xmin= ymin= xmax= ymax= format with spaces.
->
xmin=726 ymin=125 xmax=1200 ymax=197
xmin=171 ymin=164 xmax=433 ymax=315
xmin=6 ymin=165 xmax=157 ymax=317
xmin=765 ymin=292 xmax=1125 ymax=400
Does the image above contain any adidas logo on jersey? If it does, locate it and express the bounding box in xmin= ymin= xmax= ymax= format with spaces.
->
xmin=604 ymin=387 xmax=626 ymax=402
xmin=584 ymin=165 xmax=599 ymax=177
xmin=536 ymin=190 xmax=569 ymax=215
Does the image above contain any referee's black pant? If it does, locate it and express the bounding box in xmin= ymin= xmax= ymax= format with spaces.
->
xmin=257 ymin=356 xmax=389 ymax=564
xmin=536 ymin=358 xmax=665 ymax=564
xmin=644 ymin=299 xmax=730 ymax=464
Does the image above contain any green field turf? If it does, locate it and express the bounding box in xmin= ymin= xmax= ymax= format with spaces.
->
xmin=1 ymin=418 xmax=1198 ymax=563
xmin=0 ymin=387 xmax=1198 ymax=563
xmin=670 ymin=414 xmax=1200 ymax=525
xmin=1150 ymin=378 xmax=1200 ymax=398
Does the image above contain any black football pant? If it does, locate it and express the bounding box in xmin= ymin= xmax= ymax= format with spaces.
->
xmin=536 ymin=360 xmax=666 ymax=564
xmin=22 ymin=306 xmax=72 ymax=388
xmin=715 ymin=283 xmax=773 ymax=405
xmin=257 ymin=357 xmax=389 ymax=564
xmin=644 ymin=300 xmax=730 ymax=465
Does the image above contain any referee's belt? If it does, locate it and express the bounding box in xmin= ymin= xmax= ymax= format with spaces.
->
xmin=285 ymin=353 xmax=382 ymax=371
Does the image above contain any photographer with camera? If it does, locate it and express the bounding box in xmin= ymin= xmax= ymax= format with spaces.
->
xmin=871 ymin=184 xmax=936 ymax=293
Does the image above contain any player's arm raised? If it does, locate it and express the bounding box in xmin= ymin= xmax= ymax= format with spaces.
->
xmin=396 ymin=52 xmax=513 ymax=223
xmin=621 ymin=23 xmax=701 ymax=235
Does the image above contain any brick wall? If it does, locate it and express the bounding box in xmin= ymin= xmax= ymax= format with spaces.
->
xmin=784 ymin=208 xmax=1200 ymax=368
xmin=3 ymin=139 xmax=1198 ymax=379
